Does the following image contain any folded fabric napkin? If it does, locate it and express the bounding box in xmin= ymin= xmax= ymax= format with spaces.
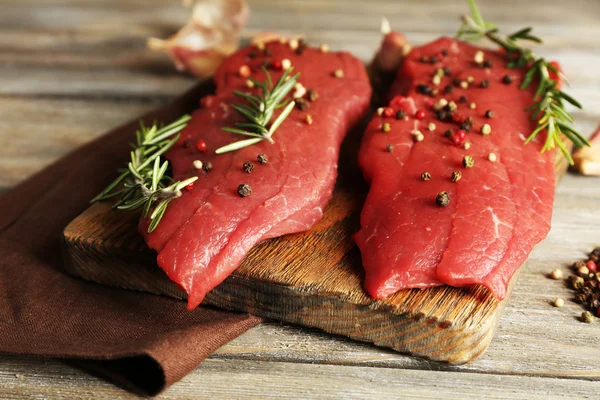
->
xmin=0 ymin=82 xmax=263 ymax=396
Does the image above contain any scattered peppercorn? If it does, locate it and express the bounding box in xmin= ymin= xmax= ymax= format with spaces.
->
xmin=578 ymin=265 xmax=590 ymax=276
xmin=427 ymin=122 xmax=436 ymax=132
xmin=582 ymin=311 xmax=595 ymax=323
xmin=421 ymin=172 xmax=431 ymax=181
xmin=419 ymin=56 xmax=429 ymax=63
xmin=237 ymin=183 xmax=252 ymax=197
xmin=463 ymin=142 xmax=471 ymax=150
xmin=193 ymin=160 xmax=203 ymax=170
xmin=417 ymin=83 xmax=432 ymax=95
xmin=502 ymin=75 xmax=513 ymax=84
xmin=444 ymin=84 xmax=453 ymax=94
xmin=382 ymin=123 xmax=391 ymax=133
xmin=305 ymin=114 xmax=313 ymax=125
xmin=441 ymin=49 xmax=449 ymax=56
xmin=436 ymin=191 xmax=450 ymax=207
xmin=485 ymin=110 xmax=494 ymax=119
xmin=483 ymin=60 xmax=493 ymax=68
xmin=480 ymin=79 xmax=490 ymax=88
xmin=239 ymin=65 xmax=251 ymax=78
xmin=553 ymin=298 xmax=565 ymax=308
xmin=295 ymin=98 xmax=309 ymax=110
xmin=196 ymin=140 xmax=208 ymax=152
xmin=481 ymin=124 xmax=492 ymax=135
xmin=415 ymin=109 xmax=426 ymax=120
xmin=474 ymin=50 xmax=484 ymax=64
xmin=257 ymin=153 xmax=268 ymax=164
xmin=429 ymin=55 xmax=438 ymax=64
xmin=443 ymin=67 xmax=451 ymax=76
xmin=460 ymin=81 xmax=469 ymax=89
xmin=333 ymin=69 xmax=344 ymax=78
xmin=183 ymin=140 xmax=192 ymax=149
xmin=395 ymin=110 xmax=406 ymax=120
xmin=444 ymin=129 xmax=452 ymax=138
xmin=587 ymin=260 xmax=597 ymax=272
xmin=202 ymin=161 xmax=213 ymax=172
xmin=459 ymin=95 xmax=467 ymax=103
xmin=451 ymin=170 xmax=462 ymax=182
xmin=488 ymin=153 xmax=497 ymax=162
xmin=452 ymin=77 xmax=461 ymax=87
xmin=243 ymin=161 xmax=255 ymax=174
xmin=383 ymin=107 xmax=394 ymax=118
xmin=307 ymin=89 xmax=319 ymax=102
xmin=463 ymin=155 xmax=475 ymax=168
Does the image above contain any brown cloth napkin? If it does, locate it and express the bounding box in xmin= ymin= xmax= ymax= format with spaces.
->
xmin=0 ymin=81 xmax=263 ymax=396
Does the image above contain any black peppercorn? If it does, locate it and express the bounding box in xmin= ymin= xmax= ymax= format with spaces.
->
xmin=444 ymin=129 xmax=453 ymax=138
xmin=451 ymin=170 xmax=462 ymax=182
xmin=483 ymin=60 xmax=493 ymax=68
xmin=386 ymin=144 xmax=394 ymax=152
xmin=202 ymin=161 xmax=213 ymax=172
xmin=419 ymin=56 xmax=429 ymax=63
xmin=295 ymin=98 xmax=309 ymax=110
xmin=480 ymin=79 xmax=490 ymax=88
xmin=459 ymin=95 xmax=468 ymax=103
xmin=257 ymin=153 xmax=268 ymax=164
xmin=429 ymin=55 xmax=438 ymax=64
xmin=243 ymin=161 xmax=255 ymax=174
xmin=183 ymin=140 xmax=192 ymax=149
xmin=444 ymin=84 xmax=453 ymax=94
xmin=485 ymin=110 xmax=494 ymax=119
xmin=417 ymin=83 xmax=433 ymax=95
xmin=248 ymin=52 xmax=257 ymax=59
xmin=395 ymin=110 xmax=406 ymax=120
xmin=237 ymin=184 xmax=252 ymax=197
xmin=452 ymin=77 xmax=461 ymax=87
xmin=441 ymin=49 xmax=449 ymax=56
xmin=436 ymin=191 xmax=450 ymax=207
xmin=443 ymin=67 xmax=451 ymax=76
xmin=307 ymin=89 xmax=319 ymax=102
xmin=502 ymin=75 xmax=513 ymax=84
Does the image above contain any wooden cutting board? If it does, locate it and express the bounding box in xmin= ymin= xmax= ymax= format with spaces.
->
xmin=62 ymin=81 xmax=571 ymax=365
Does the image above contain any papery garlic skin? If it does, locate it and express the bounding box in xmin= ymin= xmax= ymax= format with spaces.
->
xmin=148 ymin=0 xmax=249 ymax=78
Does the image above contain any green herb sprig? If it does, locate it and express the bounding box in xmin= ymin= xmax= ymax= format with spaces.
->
xmin=91 ymin=115 xmax=197 ymax=233
xmin=457 ymin=0 xmax=589 ymax=164
xmin=216 ymin=66 xmax=299 ymax=154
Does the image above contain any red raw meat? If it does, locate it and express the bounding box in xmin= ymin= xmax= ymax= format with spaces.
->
xmin=141 ymin=41 xmax=371 ymax=309
xmin=354 ymin=37 xmax=555 ymax=299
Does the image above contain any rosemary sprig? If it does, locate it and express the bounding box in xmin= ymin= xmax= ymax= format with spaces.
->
xmin=216 ymin=66 xmax=300 ymax=154
xmin=91 ymin=115 xmax=197 ymax=233
xmin=457 ymin=0 xmax=589 ymax=164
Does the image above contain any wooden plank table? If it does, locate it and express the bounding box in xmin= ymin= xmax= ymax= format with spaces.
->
xmin=1 ymin=0 xmax=600 ymax=398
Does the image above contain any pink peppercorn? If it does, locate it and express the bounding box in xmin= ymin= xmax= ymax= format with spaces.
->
xmin=185 ymin=182 xmax=194 ymax=191
xmin=383 ymin=107 xmax=394 ymax=118
xmin=587 ymin=260 xmax=597 ymax=272
xmin=415 ymin=109 xmax=426 ymax=120
xmin=196 ymin=140 xmax=207 ymax=152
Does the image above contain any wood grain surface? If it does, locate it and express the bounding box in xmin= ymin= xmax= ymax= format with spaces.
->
xmin=2 ymin=0 xmax=600 ymax=399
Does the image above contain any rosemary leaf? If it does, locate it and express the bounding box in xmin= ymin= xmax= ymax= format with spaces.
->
xmin=218 ymin=67 xmax=300 ymax=154
xmin=457 ymin=0 xmax=587 ymax=164
xmin=268 ymin=101 xmax=296 ymax=137
xmin=215 ymin=138 xmax=263 ymax=155
xmin=91 ymin=115 xmax=195 ymax=233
